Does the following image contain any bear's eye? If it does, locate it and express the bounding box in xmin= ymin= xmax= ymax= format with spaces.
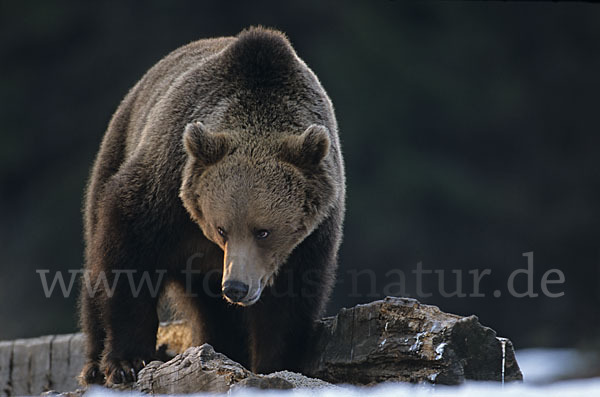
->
xmin=255 ymin=229 xmax=270 ymax=240
xmin=217 ymin=227 xmax=227 ymax=239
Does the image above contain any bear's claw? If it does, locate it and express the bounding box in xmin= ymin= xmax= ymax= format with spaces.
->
xmin=79 ymin=361 xmax=105 ymax=386
xmin=103 ymin=357 xmax=148 ymax=386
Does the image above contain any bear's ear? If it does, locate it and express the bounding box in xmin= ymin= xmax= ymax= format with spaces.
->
xmin=279 ymin=124 xmax=330 ymax=169
xmin=183 ymin=122 xmax=230 ymax=166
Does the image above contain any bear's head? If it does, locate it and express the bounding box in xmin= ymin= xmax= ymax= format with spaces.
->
xmin=180 ymin=122 xmax=335 ymax=306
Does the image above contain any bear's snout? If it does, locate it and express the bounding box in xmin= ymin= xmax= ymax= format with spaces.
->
xmin=222 ymin=280 xmax=249 ymax=303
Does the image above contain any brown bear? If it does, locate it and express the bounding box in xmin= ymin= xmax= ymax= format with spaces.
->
xmin=79 ymin=27 xmax=345 ymax=386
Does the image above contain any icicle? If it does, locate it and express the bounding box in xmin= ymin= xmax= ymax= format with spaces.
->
xmin=497 ymin=337 xmax=507 ymax=387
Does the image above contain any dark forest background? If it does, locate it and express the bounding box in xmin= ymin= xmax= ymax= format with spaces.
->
xmin=1 ymin=1 xmax=599 ymax=352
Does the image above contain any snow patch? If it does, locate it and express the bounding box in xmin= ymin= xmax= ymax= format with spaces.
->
xmin=435 ymin=342 xmax=447 ymax=360
xmin=409 ymin=332 xmax=425 ymax=352
xmin=85 ymin=378 xmax=600 ymax=397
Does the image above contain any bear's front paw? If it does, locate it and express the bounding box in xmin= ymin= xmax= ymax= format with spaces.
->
xmin=102 ymin=357 xmax=148 ymax=386
xmin=79 ymin=361 xmax=105 ymax=386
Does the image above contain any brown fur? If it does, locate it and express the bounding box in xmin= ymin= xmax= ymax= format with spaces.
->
xmin=79 ymin=27 xmax=345 ymax=385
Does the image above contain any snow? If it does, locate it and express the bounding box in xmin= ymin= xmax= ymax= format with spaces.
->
xmin=516 ymin=348 xmax=598 ymax=384
xmin=435 ymin=342 xmax=447 ymax=360
xmin=86 ymin=378 xmax=600 ymax=397
xmin=84 ymin=349 xmax=600 ymax=397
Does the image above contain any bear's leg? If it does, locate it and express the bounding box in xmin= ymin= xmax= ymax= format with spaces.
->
xmin=246 ymin=294 xmax=313 ymax=374
xmin=100 ymin=269 xmax=164 ymax=385
xmin=79 ymin=278 xmax=107 ymax=385
xmin=246 ymin=211 xmax=341 ymax=374
xmin=192 ymin=294 xmax=249 ymax=366
xmin=170 ymin=272 xmax=250 ymax=367
xmin=82 ymin=176 xmax=171 ymax=386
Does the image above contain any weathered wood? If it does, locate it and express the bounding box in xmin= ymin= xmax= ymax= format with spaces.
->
xmin=11 ymin=335 xmax=54 ymax=395
xmin=138 ymin=297 xmax=522 ymax=391
xmin=66 ymin=334 xmax=85 ymax=390
xmin=0 ymin=297 xmax=522 ymax=395
xmin=0 ymin=334 xmax=85 ymax=396
xmin=0 ymin=341 xmax=14 ymax=397
xmin=135 ymin=344 xmax=333 ymax=394
xmin=303 ymin=297 xmax=522 ymax=385
xmin=49 ymin=334 xmax=83 ymax=393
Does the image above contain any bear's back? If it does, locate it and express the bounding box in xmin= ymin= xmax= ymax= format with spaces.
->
xmin=98 ymin=28 xmax=336 ymax=189
xmin=122 ymin=36 xmax=235 ymax=157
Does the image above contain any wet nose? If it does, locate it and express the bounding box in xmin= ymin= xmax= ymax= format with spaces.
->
xmin=222 ymin=280 xmax=249 ymax=302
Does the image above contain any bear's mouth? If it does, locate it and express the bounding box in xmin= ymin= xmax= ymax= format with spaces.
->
xmin=237 ymin=275 xmax=272 ymax=306
xmin=222 ymin=273 xmax=274 ymax=306
xmin=237 ymin=288 xmax=262 ymax=306
xmin=224 ymin=281 xmax=264 ymax=307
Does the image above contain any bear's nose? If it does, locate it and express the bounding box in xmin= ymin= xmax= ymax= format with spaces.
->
xmin=222 ymin=280 xmax=249 ymax=302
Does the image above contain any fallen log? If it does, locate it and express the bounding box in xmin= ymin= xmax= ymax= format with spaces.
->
xmin=136 ymin=344 xmax=334 ymax=394
xmin=0 ymin=297 xmax=522 ymax=396
xmin=145 ymin=296 xmax=522 ymax=390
